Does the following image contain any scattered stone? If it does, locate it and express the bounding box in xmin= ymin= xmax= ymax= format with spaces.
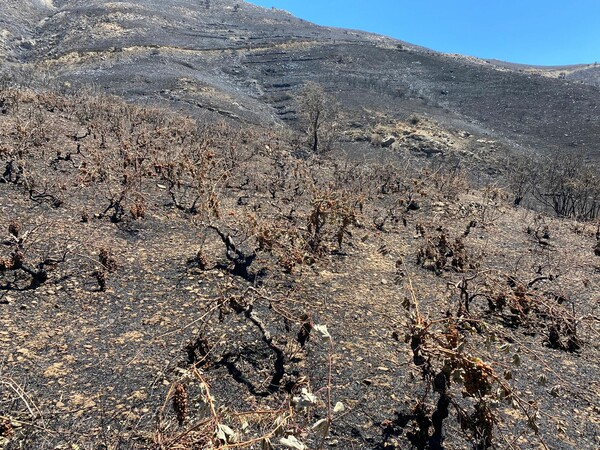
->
xmin=381 ymin=136 xmax=396 ymax=147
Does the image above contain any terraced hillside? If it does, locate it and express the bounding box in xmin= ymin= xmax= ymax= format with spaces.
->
xmin=1 ymin=0 xmax=599 ymax=159
xmin=0 ymin=2 xmax=599 ymax=450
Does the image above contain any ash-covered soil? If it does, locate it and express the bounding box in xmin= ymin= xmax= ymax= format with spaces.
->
xmin=0 ymin=2 xmax=599 ymax=449
xmin=0 ymin=86 xmax=598 ymax=450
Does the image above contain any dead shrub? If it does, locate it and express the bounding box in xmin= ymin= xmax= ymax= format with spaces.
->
xmin=417 ymin=231 xmax=471 ymax=274
xmin=306 ymin=188 xmax=362 ymax=255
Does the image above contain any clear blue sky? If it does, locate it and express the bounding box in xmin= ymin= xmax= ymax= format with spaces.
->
xmin=247 ymin=0 xmax=600 ymax=66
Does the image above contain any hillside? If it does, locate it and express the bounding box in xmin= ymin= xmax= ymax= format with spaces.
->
xmin=565 ymin=64 xmax=600 ymax=87
xmin=1 ymin=0 xmax=600 ymax=160
xmin=0 ymin=2 xmax=599 ymax=450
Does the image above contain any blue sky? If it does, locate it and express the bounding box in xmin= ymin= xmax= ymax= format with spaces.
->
xmin=247 ymin=1 xmax=600 ymax=66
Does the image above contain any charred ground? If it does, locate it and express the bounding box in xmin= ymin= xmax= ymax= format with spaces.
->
xmin=0 ymin=2 xmax=599 ymax=450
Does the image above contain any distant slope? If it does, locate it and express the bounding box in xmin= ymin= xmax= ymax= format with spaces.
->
xmin=0 ymin=0 xmax=51 ymax=59
xmin=1 ymin=0 xmax=599 ymax=159
xmin=566 ymin=64 xmax=600 ymax=87
xmin=488 ymin=59 xmax=600 ymax=88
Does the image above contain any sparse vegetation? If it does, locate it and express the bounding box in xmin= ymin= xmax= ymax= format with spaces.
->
xmin=506 ymin=150 xmax=600 ymax=220
xmin=0 ymin=84 xmax=597 ymax=448
xmin=0 ymin=33 xmax=599 ymax=450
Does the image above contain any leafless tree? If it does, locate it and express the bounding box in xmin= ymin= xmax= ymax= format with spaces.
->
xmin=532 ymin=152 xmax=600 ymax=220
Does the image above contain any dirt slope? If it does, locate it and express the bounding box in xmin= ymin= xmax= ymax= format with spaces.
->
xmin=0 ymin=2 xmax=599 ymax=449
xmin=0 ymin=85 xmax=598 ymax=450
